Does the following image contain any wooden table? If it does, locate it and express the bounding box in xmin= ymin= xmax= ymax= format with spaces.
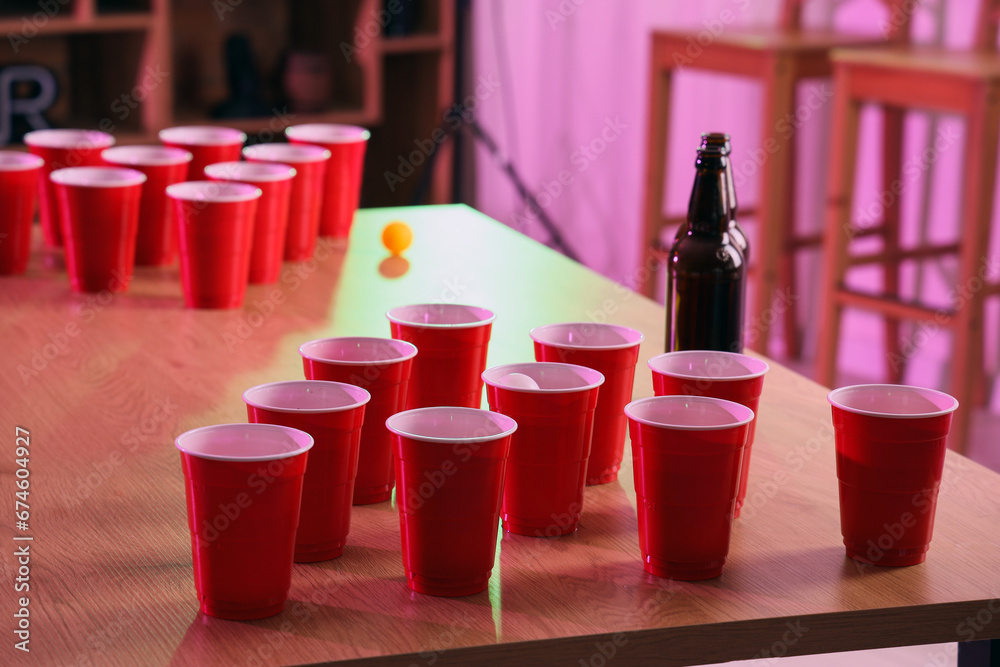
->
xmin=2 ymin=205 xmax=998 ymax=666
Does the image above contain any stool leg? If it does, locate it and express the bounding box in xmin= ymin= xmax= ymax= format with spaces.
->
xmin=781 ymin=125 xmax=802 ymax=358
xmin=817 ymin=66 xmax=862 ymax=388
xmin=948 ymin=83 xmax=1000 ymax=452
xmin=882 ymin=107 xmax=906 ymax=384
xmin=752 ymin=55 xmax=797 ymax=356
xmin=639 ymin=42 xmax=674 ymax=299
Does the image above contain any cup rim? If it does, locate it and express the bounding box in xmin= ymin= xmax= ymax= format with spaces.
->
xmin=165 ymin=180 xmax=262 ymax=203
xmin=159 ymin=125 xmax=247 ymax=146
xmin=385 ymin=406 xmax=517 ymax=443
xmin=204 ymin=161 xmax=297 ymax=182
xmin=625 ymin=395 xmax=755 ymax=431
xmin=0 ymin=151 xmax=44 ymax=171
xmin=647 ymin=350 xmax=769 ymax=381
xmin=298 ymin=336 xmax=418 ymax=364
xmin=243 ymin=143 xmax=331 ymax=163
xmin=23 ymin=129 xmax=115 ymax=150
xmin=529 ymin=322 xmax=644 ymax=350
xmin=49 ymin=166 xmax=147 ymax=188
xmin=285 ymin=123 xmax=371 ymax=144
xmin=827 ymin=383 xmax=959 ymax=419
xmin=101 ymin=145 xmax=193 ymax=166
xmin=175 ymin=423 xmax=314 ymax=461
xmin=386 ymin=303 xmax=496 ymax=329
xmin=242 ymin=380 xmax=371 ymax=414
xmin=481 ymin=362 xmax=605 ymax=393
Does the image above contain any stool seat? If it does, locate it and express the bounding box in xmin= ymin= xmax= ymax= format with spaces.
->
xmin=655 ymin=27 xmax=886 ymax=56
xmin=833 ymin=46 xmax=1000 ymax=80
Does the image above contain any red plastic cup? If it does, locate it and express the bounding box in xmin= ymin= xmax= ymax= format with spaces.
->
xmin=285 ymin=123 xmax=369 ymax=238
xmin=166 ymin=181 xmax=261 ymax=309
xmin=387 ymin=407 xmax=517 ymax=596
xmin=0 ymin=152 xmax=44 ymax=275
xmin=828 ymin=384 xmax=959 ymax=567
xmin=204 ymin=161 xmax=296 ymax=284
xmin=159 ymin=125 xmax=246 ymax=182
xmin=648 ymin=350 xmax=769 ymax=518
xmin=531 ymin=322 xmax=644 ymax=485
xmin=299 ymin=337 xmax=417 ymax=504
xmin=243 ymin=143 xmax=330 ymax=261
xmin=626 ymin=395 xmax=753 ymax=580
xmin=482 ymin=362 xmax=604 ymax=536
xmin=101 ymin=145 xmax=193 ymax=266
xmin=244 ymin=380 xmax=371 ymax=562
xmin=50 ymin=167 xmax=146 ymax=293
xmin=175 ymin=423 xmax=313 ymax=620
xmin=388 ymin=303 xmax=496 ymax=410
xmin=24 ymin=129 xmax=115 ymax=247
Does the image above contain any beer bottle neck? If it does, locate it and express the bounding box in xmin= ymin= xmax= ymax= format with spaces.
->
xmin=686 ymin=152 xmax=730 ymax=235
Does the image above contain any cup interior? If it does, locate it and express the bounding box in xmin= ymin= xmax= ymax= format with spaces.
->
xmin=828 ymin=384 xmax=958 ymax=418
xmin=175 ymin=423 xmax=313 ymax=461
xmin=0 ymin=151 xmax=44 ymax=171
xmin=387 ymin=303 xmax=495 ymax=328
xmin=299 ymin=336 xmax=417 ymax=364
xmin=165 ymin=180 xmax=262 ymax=202
xmin=23 ymin=129 xmax=115 ymax=150
xmin=49 ymin=166 xmax=147 ymax=188
xmin=204 ymin=161 xmax=296 ymax=182
xmin=530 ymin=322 xmax=643 ymax=349
xmin=285 ymin=123 xmax=371 ymax=144
xmin=243 ymin=381 xmax=370 ymax=413
xmin=648 ymin=350 xmax=768 ymax=380
xmin=386 ymin=407 xmax=517 ymax=442
xmin=102 ymin=145 xmax=193 ymax=166
xmin=482 ymin=362 xmax=604 ymax=392
xmin=159 ymin=125 xmax=247 ymax=146
xmin=626 ymin=396 xmax=754 ymax=430
xmin=243 ymin=143 xmax=331 ymax=163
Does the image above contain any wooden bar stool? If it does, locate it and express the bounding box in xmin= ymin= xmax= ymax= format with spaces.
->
xmin=816 ymin=0 xmax=1000 ymax=452
xmin=640 ymin=1 xmax=906 ymax=357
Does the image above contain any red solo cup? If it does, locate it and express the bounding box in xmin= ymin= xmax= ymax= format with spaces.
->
xmin=101 ymin=146 xmax=193 ymax=266
xmin=299 ymin=337 xmax=417 ymax=504
xmin=626 ymin=396 xmax=753 ymax=580
xmin=387 ymin=407 xmax=517 ymax=596
xmin=159 ymin=125 xmax=246 ymax=182
xmin=285 ymin=123 xmax=369 ymax=238
xmin=0 ymin=152 xmax=44 ymax=275
xmin=175 ymin=423 xmax=313 ymax=620
xmin=166 ymin=181 xmax=261 ymax=309
xmin=243 ymin=380 xmax=371 ymax=562
xmin=50 ymin=167 xmax=145 ymax=293
xmin=648 ymin=350 xmax=769 ymax=518
xmin=530 ymin=322 xmax=644 ymax=485
xmin=387 ymin=303 xmax=496 ymax=410
xmin=243 ymin=143 xmax=330 ymax=261
xmin=204 ymin=161 xmax=296 ymax=284
xmin=828 ymin=384 xmax=958 ymax=567
xmin=24 ymin=129 xmax=115 ymax=247
xmin=482 ymin=362 xmax=604 ymax=536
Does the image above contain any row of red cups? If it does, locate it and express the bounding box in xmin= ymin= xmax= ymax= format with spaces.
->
xmin=174 ymin=303 xmax=959 ymax=620
xmin=0 ymin=125 xmax=368 ymax=304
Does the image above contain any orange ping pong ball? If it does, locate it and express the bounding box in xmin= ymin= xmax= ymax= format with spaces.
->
xmin=382 ymin=221 xmax=413 ymax=256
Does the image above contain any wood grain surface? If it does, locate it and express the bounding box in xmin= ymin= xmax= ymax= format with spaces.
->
xmin=1 ymin=205 xmax=998 ymax=666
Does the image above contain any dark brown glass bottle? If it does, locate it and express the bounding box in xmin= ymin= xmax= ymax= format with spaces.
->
xmin=674 ymin=133 xmax=750 ymax=264
xmin=665 ymin=145 xmax=746 ymax=352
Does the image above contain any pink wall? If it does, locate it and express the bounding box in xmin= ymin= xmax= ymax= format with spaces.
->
xmin=471 ymin=0 xmax=999 ymax=394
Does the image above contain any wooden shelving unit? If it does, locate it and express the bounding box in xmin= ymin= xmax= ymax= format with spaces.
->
xmin=0 ymin=0 xmax=456 ymax=205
